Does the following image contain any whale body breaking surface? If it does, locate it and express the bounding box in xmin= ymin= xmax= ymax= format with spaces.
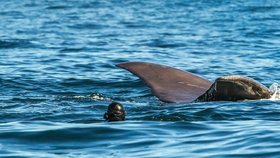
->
xmin=117 ymin=62 xmax=276 ymax=103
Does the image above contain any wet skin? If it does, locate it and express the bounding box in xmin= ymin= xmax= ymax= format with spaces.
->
xmin=196 ymin=75 xmax=272 ymax=102
xmin=104 ymin=102 xmax=126 ymax=122
xmin=117 ymin=62 xmax=272 ymax=103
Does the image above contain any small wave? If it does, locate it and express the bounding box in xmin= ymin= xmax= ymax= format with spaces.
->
xmin=69 ymin=93 xmax=113 ymax=101
xmin=67 ymin=23 xmax=106 ymax=30
xmin=269 ymin=83 xmax=280 ymax=100
xmin=146 ymin=39 xmax=186 ymax=48
xmin=0 ymin=39 xmax=33 ymax=49
xmin=46 ymin=5 xmax=71 ymax=10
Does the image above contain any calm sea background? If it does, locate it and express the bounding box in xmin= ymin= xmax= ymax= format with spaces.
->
xmin=1 ymin=0 xmax=280 ymax=157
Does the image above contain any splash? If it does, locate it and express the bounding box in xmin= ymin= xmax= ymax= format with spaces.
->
xmin=269 ymin=83 xmax=280 ymax=100
xmin=88 ymin=93 xmax=112 ymax=101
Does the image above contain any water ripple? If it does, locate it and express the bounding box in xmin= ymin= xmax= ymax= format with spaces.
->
xmin=1 ymin=0 xmax=280 ymax=157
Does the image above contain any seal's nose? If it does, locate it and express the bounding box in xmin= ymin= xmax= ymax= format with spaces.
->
xmin=104 ymin=102 xmax=126 ymax=122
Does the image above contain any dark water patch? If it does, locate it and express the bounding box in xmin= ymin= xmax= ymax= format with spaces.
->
xmin=0 ymin=121 xmax=160 ymax=144
xmin=126 ymin=101 xmax=280 ymax=122
xmin=68 ymin=23 xmax=106 ymax=30
xmin=146 ymin=38 xmax=186 ymax=48
xmin=8 ymin=97 xmax=47 ymax=104
xmin=120 ymin=21 xmax=155 ymax=29
xmin=60 ymin=78 xmax=97 ymax=87
xmin=79 ymin=1 xmax=107 ymax=8
xmin=243 ymin=5 xmax=280 ymax=12
xmin=59 ymin=47 xmax=93 ymax=53
xmin=0 ymin=102 xmax=22 ymax=110
xmin=46 ymin=5 xmax=71 ymax=10
xmin=0 ymin=11 xmax=25 ymax=18
xmin=0 ymin=39 xmax=34 ymax=49
xmin=194 ymin=107 xmax=230 ymax=121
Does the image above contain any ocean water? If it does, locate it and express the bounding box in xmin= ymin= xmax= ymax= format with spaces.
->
xmin=1 ymin=0 xmax=280 ymax=157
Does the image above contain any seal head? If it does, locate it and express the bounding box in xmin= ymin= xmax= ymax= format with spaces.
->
xmin=104 ymin=102 xmax=126 ymax=121
xmin=196 ymin=75 xmax=272 ymax=102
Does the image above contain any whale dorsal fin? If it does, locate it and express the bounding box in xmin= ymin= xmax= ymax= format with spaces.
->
xmin=117 ymin=62 xmax=212 ymax=103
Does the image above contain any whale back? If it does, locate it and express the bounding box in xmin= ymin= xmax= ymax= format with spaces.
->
xmin=196 ymin=75 xmax=272 ymax=102
xmin=117 ymin=62 xmax=212 ymax=103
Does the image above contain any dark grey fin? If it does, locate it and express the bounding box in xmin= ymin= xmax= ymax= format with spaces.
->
xmin=117 ymin=62 xmax=212 ymax=103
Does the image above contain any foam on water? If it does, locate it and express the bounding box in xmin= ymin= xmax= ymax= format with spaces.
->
xmin=269 ymin=83 xmax=280 ymax=100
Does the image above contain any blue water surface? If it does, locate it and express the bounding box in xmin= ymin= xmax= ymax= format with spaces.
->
xmin=1 ymin=0 xmax=280 ymax=157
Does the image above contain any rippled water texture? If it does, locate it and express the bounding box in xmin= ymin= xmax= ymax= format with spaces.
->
xmin=1 ymin=0 xmax=280 ymax=157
